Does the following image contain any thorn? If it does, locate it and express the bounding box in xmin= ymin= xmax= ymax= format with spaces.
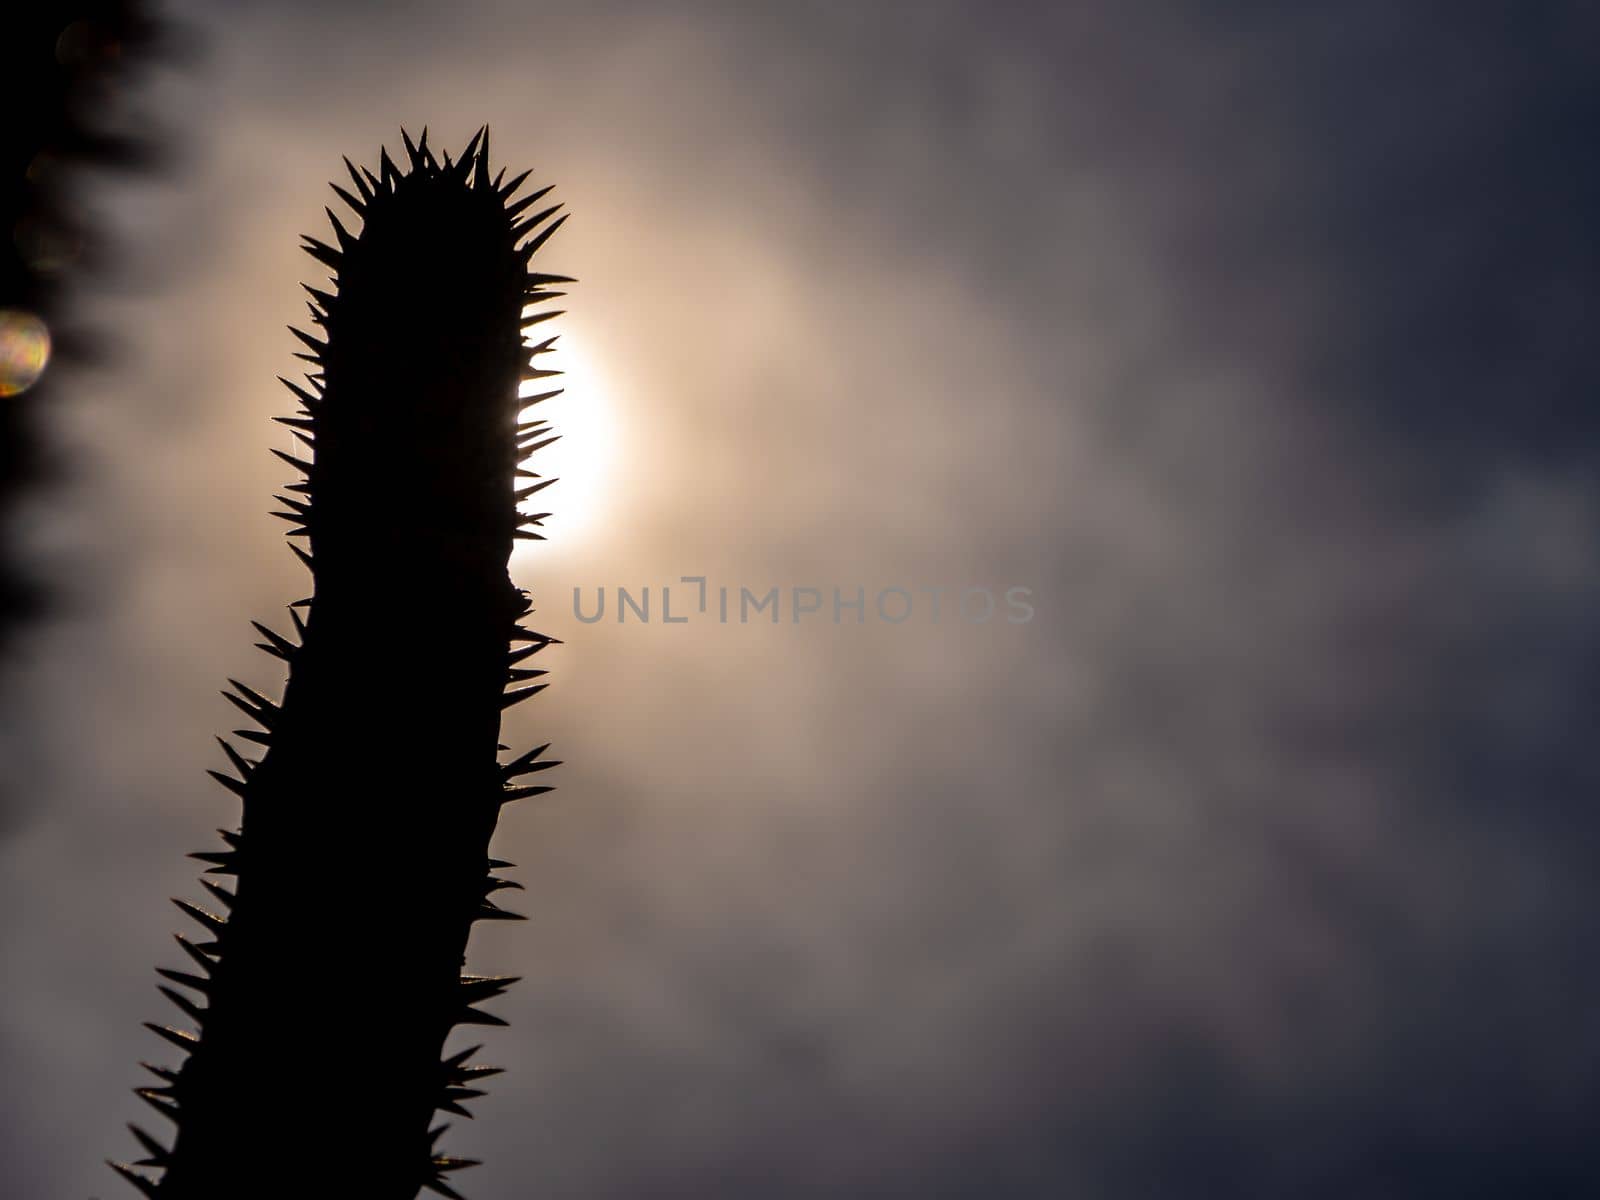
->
xmin=277 ymin=375 xmax=321 ymax=408
xmin=517 ymin=388 xmax=563 ymax=409
xmin=449 ymin=136 xmax=476 ymax=184
xmin=402 ymin=127 xmax=423 ymax=169
xmin=301 ymin=237 xmax=342 ymax=270
xmin=234 ymin=728 xmax=271 ymax=747
xmin=142 ymin=1023 xmax=199 ymax=1052
xmin=330 ymin=181 xmax=366 ymax=218
xmin=500 ymin=684 xmax=547 ymax=709
xmin=287 ymin=325 xmax=327 ymax=356
xmin=173 ymin=933 xmax=216 ymax=971
xmin=343 ymin=155 xmax=373 ymax=203
xmin=457 ymin=1000 xmax=512 ymax=1022
xmin=450 ymin=1065 xmax=504 ymax=1082
xmin=514 ymin=478 xmax=557 ymax=501
xmin=157 ymin=984 xmax=206 ymax=1023
xmin=504 ymin=186 xmax=556 ymax=223
xmin=206 ymin=769 xmax=248 ymax=799
xmin=440 ymin=1041 xmax=486 ymax=1067
xmin=510 ymin=627 xmax=561 ymax=646
xmin=503 ymin=749 xmax=558 ymax=778
xmin=155 ymin=967 xmax=210 ymax=993
xmin=271 ymin=447 xmax=313 ymax=475
xmin=511 ymin=207 xmax=562 ymax=245
xmin=214 ymin=737 xmax=254 ymax=779
xmin=223 ymin=679 xmax=278 ymax=728
xmin=290 ymin=543 xmax=315 ymax=572
xmin=474 ymin=126 xmax=491 ymax=189
xmin=172 ymin=898 xmax=226 ymax=936
xmin=251 ymin=620 xmax=298 ymax=658
xmin=503 ymin=785 xmax=555 ymax=803
xmin=127 ymin=1123 xmax=170 ymax=1166
xmin=472 ymin=898 xmax=527 ymax=922
xmin=274 ymin=415 xmax=316 ymax=432
xmin=325 ymin=206 xmax=357 ymax=254
xmin=502 ymin=743 xmax=552 ymax=773
xmin=227 ymin=678 xmax=275 ymax=708
xmin=520 ymin=213 xmax=568 ymax=259
xmin=458 ymin=975 xmax=520 ymax=1003
xmin=199 ymin=879 xmax=235 ymax=909
xmin=520 ymin=308 xmax=563 ymax=330
xmin=498 ymin=168 xmax=532 ymax=200
xmin=107 ymin=1161 xmax=160 ymax=1197
xmin=131 ymin=1087 xmax=180 ymax=1123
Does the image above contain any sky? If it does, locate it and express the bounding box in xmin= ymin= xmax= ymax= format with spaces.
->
xmin=4 ymin=1 xmax=1600 ymax=1196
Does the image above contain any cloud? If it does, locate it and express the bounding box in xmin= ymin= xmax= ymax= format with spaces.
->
xmin=6 ymin=2 xmax=1600 ymax=1197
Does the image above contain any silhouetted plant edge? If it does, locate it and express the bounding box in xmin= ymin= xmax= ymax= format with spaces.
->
xmin=112 ymin=126 xmax=571 ymax=1198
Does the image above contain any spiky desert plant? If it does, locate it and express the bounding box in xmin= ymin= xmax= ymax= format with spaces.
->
xmin=111 ymin=127 xmax=570 ymax=1198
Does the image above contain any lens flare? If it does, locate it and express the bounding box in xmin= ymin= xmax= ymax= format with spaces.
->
xmin=0 ymin=310 xmax=50 ymax=397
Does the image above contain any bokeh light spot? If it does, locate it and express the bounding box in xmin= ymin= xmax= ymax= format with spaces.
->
xmin=0 ymin=310 xmax=52 ymax=397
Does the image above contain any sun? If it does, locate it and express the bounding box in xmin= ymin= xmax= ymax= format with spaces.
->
xmin=512 ymin=324 xmax=616 ymax=552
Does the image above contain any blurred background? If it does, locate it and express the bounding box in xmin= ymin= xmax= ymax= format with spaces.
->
xmin=4 ymin=1 xmax=1600 ymax=1197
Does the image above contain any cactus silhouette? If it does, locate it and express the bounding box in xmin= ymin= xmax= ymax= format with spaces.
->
xmin=111 ymin=127 xmax=570 ymax=1198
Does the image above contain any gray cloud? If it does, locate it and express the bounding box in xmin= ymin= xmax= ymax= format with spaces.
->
xmin=6 ymin=2 xmax=1600 ymax=1197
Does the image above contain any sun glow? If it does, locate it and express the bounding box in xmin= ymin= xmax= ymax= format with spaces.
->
xmin=514 ymin=325 xmax=617 ymax=550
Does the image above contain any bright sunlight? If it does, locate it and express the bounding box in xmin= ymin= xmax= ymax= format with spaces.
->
xmin=513 ymin=325 xmax=617 ymax=551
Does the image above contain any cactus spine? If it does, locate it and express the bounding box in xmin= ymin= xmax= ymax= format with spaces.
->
xmin=113 ymin=127 xmax=570 ymax=1198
